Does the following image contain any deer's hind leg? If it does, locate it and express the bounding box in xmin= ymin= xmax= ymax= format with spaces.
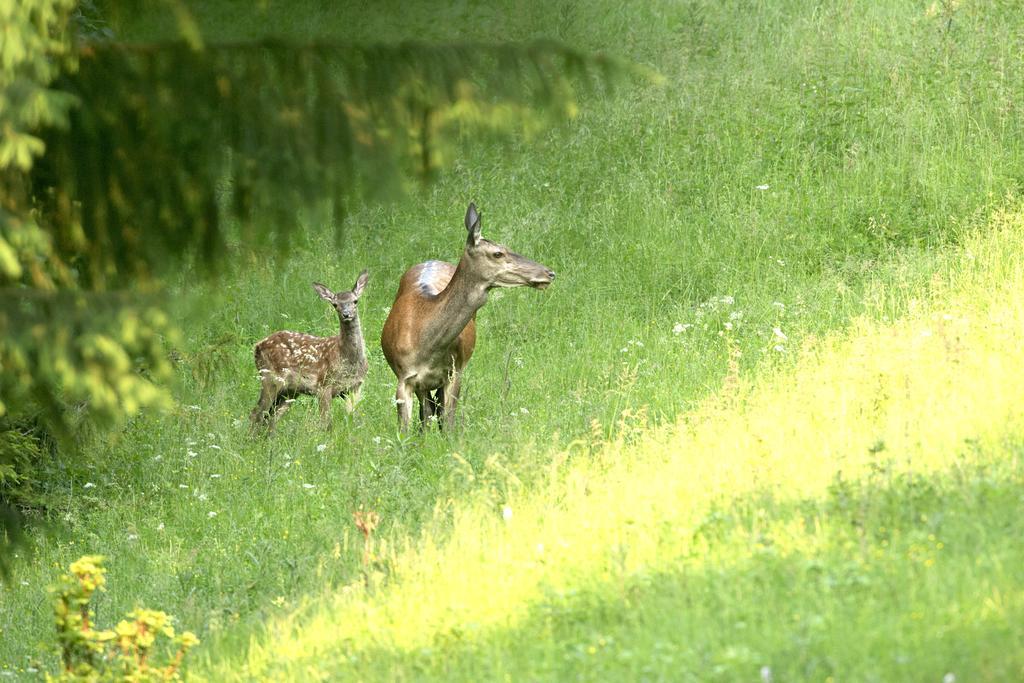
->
xmin=416 ymin=387 xmax=438 ymax=429
xmin=250 ymin=377 xmax=280 ymax=430
xmin=432 ymin=388 xmax=446 ymax=430
xmin=271 ymin=392 xmax=296 ymax=430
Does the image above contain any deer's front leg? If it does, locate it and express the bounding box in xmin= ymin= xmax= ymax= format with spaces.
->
xmin=318 ymin=389 xmax=334 ymax=430
xmin=395 ymin=379 xmax=414 ymax=432
xmin=416 ymin=388 xmax=436 ymax=429
xmin=344 ymin=383 xmax=362 ymax=414
xmin=442 ymin=370 xmax=462 ymax=431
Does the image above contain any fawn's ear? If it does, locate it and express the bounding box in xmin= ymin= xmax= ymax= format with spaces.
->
xmin=312 ymin=282 xmax=335 ymax=303
xmin=353 ymin=269 xmax=369 ymax=298
xmin=465 ymin=202 xmax=481 ymax=247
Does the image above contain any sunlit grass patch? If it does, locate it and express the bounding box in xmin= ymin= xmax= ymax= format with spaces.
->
xmin=207 ymin=205 xmax=1024 ymax=680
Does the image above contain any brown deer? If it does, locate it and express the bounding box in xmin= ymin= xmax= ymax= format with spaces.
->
xmin=381 ymin=203 xmax=555 ymax=431
xmin=250 ymin=271 xmax=369 ymax=431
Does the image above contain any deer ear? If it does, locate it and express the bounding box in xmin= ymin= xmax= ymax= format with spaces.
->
xmin=312 ymin=282 xmax=335 ymax=303
xmin=465 ymin=202 xmax=481 ymax=246
xmin=353 ymin=269 xmax=369 ymax=298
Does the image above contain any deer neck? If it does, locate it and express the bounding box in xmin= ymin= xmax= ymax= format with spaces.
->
xmin=421 ymin=259 xmax=488 ymax=352
xmin=336 ymin=317 xmax=366 ymax=363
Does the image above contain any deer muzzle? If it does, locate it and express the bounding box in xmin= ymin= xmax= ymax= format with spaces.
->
xmin=530 ymin=267 xmax=556 ymax=290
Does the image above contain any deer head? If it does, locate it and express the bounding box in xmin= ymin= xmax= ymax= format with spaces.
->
xmin=313 ymin=270 xmax=369 ymax=323
xmin=462 ymin=203 xmax=555 ymax=290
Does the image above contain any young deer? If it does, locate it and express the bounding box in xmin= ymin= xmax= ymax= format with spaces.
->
xmin=250 ymin=271 xmax=369 ymax=430
xmin=381 ymin=203 xmax=555 ymax=431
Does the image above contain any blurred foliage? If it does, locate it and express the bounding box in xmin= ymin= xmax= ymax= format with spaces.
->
xmin=0 ymin=0 xmax=630 ymax=575
xmin=50 ymin=555 xmax=199 ymax=680
xmin=40 ymin=38 xmax=620 ymax=287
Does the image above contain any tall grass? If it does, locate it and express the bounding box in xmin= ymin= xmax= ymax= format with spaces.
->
xmin=3 ymin=0 xmax=1024 ymax=679
xmin=205 ymin=203 xmax=1024 ymax=681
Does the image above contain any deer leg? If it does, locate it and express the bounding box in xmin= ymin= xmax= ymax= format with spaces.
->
xmin=268 ymin=394 xmax=294 ymax=432
xmin=416 ymin=388 xmax=436 ymax=430
xmin=250 ymin=379 xmax=278 ymax=430
xmin=432 ymin=388 xmax=445 ymax=429
xmin=395 ymin=380 xmax=414 ymax=432
xmin=318 ymin=389 xmax=334 ymax=430
xmin=344 ymin=383 xmax=362 ymax=414
xmin=442 ymin=371 xmax=462 ymax=431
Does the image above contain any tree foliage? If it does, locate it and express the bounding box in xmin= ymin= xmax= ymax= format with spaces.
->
xmin=0 ymin=0 xmax=632 ymax=575
xmin=41 ymin=37 xmax=616 ymax=287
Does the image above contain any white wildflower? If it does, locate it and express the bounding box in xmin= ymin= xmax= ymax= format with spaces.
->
xmin=772 ymin=326 xmax=788 ymax=340
xmin=207 ymin=511 xmax=217 ymax=518
xmin=372 ymin=436 xmax=382 ymax=445
xmin=316 ymin=444 xmax=327 ymax=453
xmin=502 ymin=506 xmax=513 ymax=521
xmin=772 ymin=301 xmax=785 ymax=310
xmin=721 ymin=295 xmax=735 ymax=305
xmin=302 ymin=483 xmax=315 ymax=490
xmin=943 ymin=674 xmax=955 ymax=683
xmin=157 ymin=523 xmax=165 ymax=531
xmin=755 ymin=184 xmax=770 ymax=191
xmin=210 ymin=473 xmax=221 ymax=479
xmin=178 ymin=484 xmax=188 ymax=489
xmin=209 ymin=444 xmax=221 ymax=451
xmin=536 ymin=542 xmax=545 ymax=554
xmin=724 ymin=322 xmax=733 ymax=331
xmin=127 ymin=534 xmax=139 ymax=541
xmin=83 ymin=482 xmax=96 ymax=489
xmin=520 ymin=407 xmax=530 ymax=415
xmin=760 ymin=666 xmax=773 ymax=682
xmin=773 ymin=344 xmax=786 ymax=353
xmin=187 ymin=449 xmax=198 ymax=458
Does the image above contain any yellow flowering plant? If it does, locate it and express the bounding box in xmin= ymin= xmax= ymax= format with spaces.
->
xmin=49 ymin=556 xmax=199 ymax=682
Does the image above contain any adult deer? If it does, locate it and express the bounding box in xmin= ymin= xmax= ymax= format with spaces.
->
xmin=250 ymin=271 xmax=369 ymax=431
xmin=381 ymin=203 xmax=555 ymax=431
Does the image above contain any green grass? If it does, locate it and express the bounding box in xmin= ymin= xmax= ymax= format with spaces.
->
xmin=4 ymin=0 xmax=1024 ymax=679
xmin=207 ymin=209 xmax=1024 ymax=680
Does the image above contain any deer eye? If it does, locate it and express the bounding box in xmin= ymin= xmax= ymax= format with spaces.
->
xmin=491 ymin=251 xmax=504 ymax=259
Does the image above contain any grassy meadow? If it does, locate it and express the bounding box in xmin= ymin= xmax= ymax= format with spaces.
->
xmin=3 ymin=0 xmax=1024 ymax=679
